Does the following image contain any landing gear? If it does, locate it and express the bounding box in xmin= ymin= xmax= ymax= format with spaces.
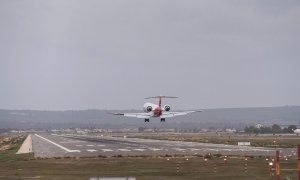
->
xmin=161 ymin=118 xmax=165 ymax=122
xmin=145 ymin=118 xmax=149 ymax=122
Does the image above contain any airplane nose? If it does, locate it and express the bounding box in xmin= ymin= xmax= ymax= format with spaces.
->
xmin=154 ymin=107 xmax=162 ymax=116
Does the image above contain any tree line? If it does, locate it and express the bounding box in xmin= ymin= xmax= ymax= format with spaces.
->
xmin=244 ymin=124 xmax=297 ymax=134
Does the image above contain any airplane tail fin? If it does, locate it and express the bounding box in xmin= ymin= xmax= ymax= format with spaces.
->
xmin=145 ymin=95 xmax=178 ymax=107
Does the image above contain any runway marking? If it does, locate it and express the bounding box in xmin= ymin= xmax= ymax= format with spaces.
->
xmin=133 ymin=149 xmax=146 ymax=152
xmin=60 ymin=140 xmax=84 ymax=144
xmin=87 ymin=145 xmax=94 ymax=147
xmin=172 ymin=148 xmax=186 ymax=151
xmin=34 ymin=134 xmax=80 ymax=153
xmin=251 ymin=149 xmax=271 ymax=152
xmin=118 ymin=149 xmax=131 ymax=152
xmin=97 ymin=145 xmax=105 ymax=147
xmin=87 ymin=149 xmax=97 ymax=152
xmin=102 ymin=149 xmax=113 ymax=152
xmin=149 ymin=148 xmax=161 ymax=151
xmin=189 ymin=148 xmax=202 ymax=151
xmin=208 ymin=149 xmax=219 ymax=151
xmin=60 ymin=141 xmax=72 ymax=144
xmin=221 ymin=149 xmax=232 ymax=151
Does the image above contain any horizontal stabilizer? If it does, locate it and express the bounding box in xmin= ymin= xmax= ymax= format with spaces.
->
xmin=145 ymin=95 xmax=178 ymax=99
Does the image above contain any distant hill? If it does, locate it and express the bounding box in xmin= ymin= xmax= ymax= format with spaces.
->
xmin=0 ymin=106 xmax=299 ymax=130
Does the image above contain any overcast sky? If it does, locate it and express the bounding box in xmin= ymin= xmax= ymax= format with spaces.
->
xmin=0 ymin=0 xmax=299 ymax=110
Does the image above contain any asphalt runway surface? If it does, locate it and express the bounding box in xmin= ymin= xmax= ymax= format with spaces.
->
xmin=31 ymin=134 xmax=296 ymax=158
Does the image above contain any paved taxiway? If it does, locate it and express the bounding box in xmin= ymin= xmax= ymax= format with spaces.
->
xmin=31 ymin=134 xmax=296 ymax=158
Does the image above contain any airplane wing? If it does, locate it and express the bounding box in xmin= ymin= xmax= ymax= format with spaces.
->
xmin=160 ymin=110 xmax=202 ymax=118
xmin=112 ymin=112 xmax=151 ymax=119
xmin=109 ymin=110 xmax=201 ymax=119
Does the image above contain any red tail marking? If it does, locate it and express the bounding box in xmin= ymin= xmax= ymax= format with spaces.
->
xmin=154 ymin=107 xmax=162 ymax=117
xmin=159 ymin=97 xmax=162 ymax=107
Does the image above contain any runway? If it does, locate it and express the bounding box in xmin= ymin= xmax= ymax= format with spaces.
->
xmin=31 ymin=133 xmax=296 ymax=158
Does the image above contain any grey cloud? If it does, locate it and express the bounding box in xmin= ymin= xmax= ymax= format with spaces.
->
xmin=0 ymin=0 xmax=299 ymax=110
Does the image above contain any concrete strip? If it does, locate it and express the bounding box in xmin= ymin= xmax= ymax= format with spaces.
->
xmin=17 ymin=134 xmax=33 ymax=154
xmin=35 ymin=134 xmax=80 ymax=153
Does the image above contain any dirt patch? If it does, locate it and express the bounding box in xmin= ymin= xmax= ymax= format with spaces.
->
xmin=0 ymin=144 xmax=13 ymax=151
xmin=0 ymin=135 xmax=25 ymax=152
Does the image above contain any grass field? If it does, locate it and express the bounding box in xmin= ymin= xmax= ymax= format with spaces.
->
xmin=0 ymin=156 xmax=298 ymax=180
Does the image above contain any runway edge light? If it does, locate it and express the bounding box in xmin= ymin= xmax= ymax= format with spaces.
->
xmin=298 ymin=145 xmax=300 ymax=180
xmin=276 ymin=150 xmax=280 ymax=180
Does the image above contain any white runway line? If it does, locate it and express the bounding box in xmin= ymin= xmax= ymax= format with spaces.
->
xmin=221 ymin=149 xmax=232 ymax=151
xmin=149 ymin=148 xmax=161 ymax=151
xmin=206 ymin=149 xmax=219 ymax=151
xmin=118 ymin=149 xmax=131 ymax=152
xmin=60 ymin=141 xmax=75 ymax=144
xmin=188 ymin=148 xmax=201 ymax=151
xmin=133 ymin=149 xmax=146 ymax=152
xmin=251 ymin=148 xmax=271 ymax=152
xmin=34 ymin=134 xmax=80 ymax=153
xmin=87 ymin=149 xmax=97 ymax=152
xmin=60 ymin=140 xmax=83 ymax=144
xmin=97 ymin=145 xmax=105 ymax=147
xmin=87 ymin=145 xmax=94 ymax=147
xmin=172 ymin=148 xmax=186 ymax=151
xmin=102 ymin=149 xmax=114 ymax=152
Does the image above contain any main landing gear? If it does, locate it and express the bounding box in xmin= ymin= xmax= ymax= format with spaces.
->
xmin=144 ymin=118 xmax=165 ymax=122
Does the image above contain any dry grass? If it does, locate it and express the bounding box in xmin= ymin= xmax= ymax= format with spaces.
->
xmin=0 ymin=156 xmax=298 ymax=180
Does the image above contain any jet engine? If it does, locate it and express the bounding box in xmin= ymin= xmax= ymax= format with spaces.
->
xmin=164 ymin=105 xmax=171 ymax=111
xmin=143 ymin=103 xmax=157 ymax=112
xmin=146 ymin=106 xmax=152 ymax=112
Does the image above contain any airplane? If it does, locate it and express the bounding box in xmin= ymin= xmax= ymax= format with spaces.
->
xmin=112 ymin=95 xmax=201 ymax=122
xmin=294 ymin=129 xmax=300 ymax=135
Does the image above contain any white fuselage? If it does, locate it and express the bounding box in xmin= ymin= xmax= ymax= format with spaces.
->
xmin=294 ymin=129 xmax=300 ymax=135
xmin=143 ymin=103 xmax=162 ymax=117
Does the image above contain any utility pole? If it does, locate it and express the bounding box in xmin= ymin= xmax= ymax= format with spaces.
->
xmin=276 ymin=150 xmax=280 ymax=180
xmin=298 ymin=145 xmax=300 ymax=180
